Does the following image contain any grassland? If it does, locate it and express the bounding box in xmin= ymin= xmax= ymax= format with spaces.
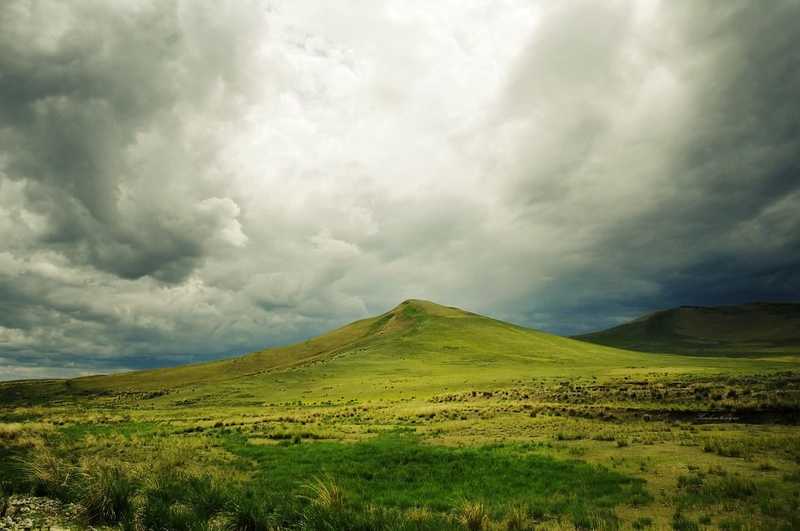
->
xmin=1 ymin=300 xmax=799 ymax=530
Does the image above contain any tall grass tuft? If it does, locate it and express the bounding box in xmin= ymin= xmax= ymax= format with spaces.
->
xmin=299 ymin=476 xmax=358 ymax=530
xmin=20 ymin=449 xmax=75 ymax=498
xmin=225 ymin=492 xmax=275 ymax=531
xmin=77 ymin=461 xmax=137 ymax=525
xmin=406 ymin=506 xmax=433 ymax=524
xmin=456 ymin=501 xmax=490 ymax=531
xmin=503 ymin=504 xmax=533 ymax=530
xmin=302 ymin=476 xmax=346 ymax=510
xmin=184 ymin=476 xmax=228 ymax=521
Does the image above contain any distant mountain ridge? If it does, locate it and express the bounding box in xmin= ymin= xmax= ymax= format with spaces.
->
xmin=574 ymin=302 xmax=800 ymax=357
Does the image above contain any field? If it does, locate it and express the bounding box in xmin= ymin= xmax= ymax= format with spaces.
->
xmin=1 ymin=301 xmax=799 ymax=530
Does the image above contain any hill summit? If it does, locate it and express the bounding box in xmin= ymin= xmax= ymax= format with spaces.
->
xmin=66 ymin=298 xmax=645 ymax=394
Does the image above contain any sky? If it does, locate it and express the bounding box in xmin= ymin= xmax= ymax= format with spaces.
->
xmin=1 ymin=0 xmax=799 ymax=380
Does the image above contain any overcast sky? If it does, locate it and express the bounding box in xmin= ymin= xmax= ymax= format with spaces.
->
xmin=1 ymin=0 xmax=799 ymax=380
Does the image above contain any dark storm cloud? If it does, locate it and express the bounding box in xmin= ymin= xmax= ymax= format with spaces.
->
xmin=0 ymin=1 xmax=247 ymax=283
xmin=484 ymin=0 xmax=800 ymax=333
xmin=1 ymin=0 xmax=799 ymax=379
xmin=601 ymin=0 xmax=800 ymax=319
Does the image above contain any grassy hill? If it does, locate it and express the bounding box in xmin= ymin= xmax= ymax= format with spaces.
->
xmin=4 ymin=299 xmax=787 ymax=407
xmin=574 ymin=302 xmax=800 ymax=357
xmin=59 ymin=299 xmax=649 ymax=396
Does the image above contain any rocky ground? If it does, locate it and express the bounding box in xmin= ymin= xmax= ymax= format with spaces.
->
xmin=0 ymin=495 xmax=78 ymax=531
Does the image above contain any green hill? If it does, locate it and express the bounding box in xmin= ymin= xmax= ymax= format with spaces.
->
xmin=69 ymin=299 xmax=645 ymax=393
xmin=574 ymin=302 xmax=800 ymax=357
xmin=3 ymin=299 xmax=788 ymax=406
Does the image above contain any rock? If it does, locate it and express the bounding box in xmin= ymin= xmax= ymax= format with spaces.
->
xmin=0 ymin=496 xmax=76 ymax=531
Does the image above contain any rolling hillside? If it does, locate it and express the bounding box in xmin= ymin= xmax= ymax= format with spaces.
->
xmin=69 ymin=299 xmax=646 ymax=393
xmin=575 ymin=302 xmax=800 ymax=357
xmin=3 ymin=300 xmax=788 ymax=406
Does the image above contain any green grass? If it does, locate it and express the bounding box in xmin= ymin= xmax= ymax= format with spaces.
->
xmin=674 ymin=471 xmax=800 ymax=529
xmin=221 ymin=432 xmax=648 ymax=519
xmin=3 ymin=433 xmax=646 ymax=529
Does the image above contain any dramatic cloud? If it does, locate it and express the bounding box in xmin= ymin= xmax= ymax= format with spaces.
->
xmin=1 ymin=0 xmax=798 ymax=379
